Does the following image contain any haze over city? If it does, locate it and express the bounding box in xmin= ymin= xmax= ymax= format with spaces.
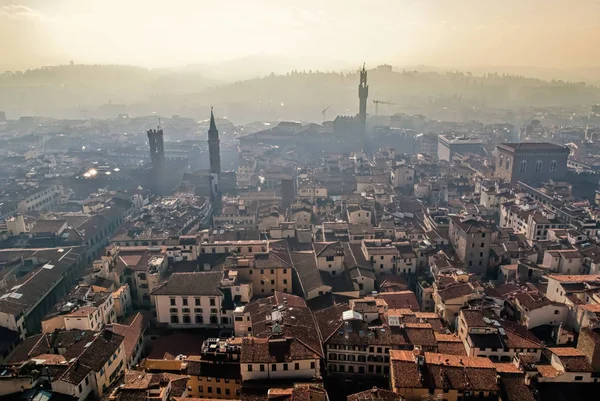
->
xmin=2 ymin=0 xmax=600 ymax=77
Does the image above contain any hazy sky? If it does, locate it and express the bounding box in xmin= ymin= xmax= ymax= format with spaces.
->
xmin=2 ymin=0 xmax=600 ymax=71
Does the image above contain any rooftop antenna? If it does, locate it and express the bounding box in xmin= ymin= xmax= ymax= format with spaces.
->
xmin=158 ymin=117 xmax=162 ymax=130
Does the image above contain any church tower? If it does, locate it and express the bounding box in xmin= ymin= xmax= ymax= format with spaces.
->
xmin=208 ymin=108 xmax=222 ymax=210
xmin=208 ymin=107 xmax=221 ymax=175
xmin=358 ymin=64 xmax=369 ymax=131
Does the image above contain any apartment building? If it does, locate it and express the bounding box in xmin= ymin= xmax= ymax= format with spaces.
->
xmin=433 ymin=281 xmax=482 ymax=323
xmin=112 ymin=246 xmax=168 ymax=308
xmin=240 ymin=336 xmax=321 ymax=382
xmin=0 ymin=246 xmax=86 ymax=338
xmin=8 ymin=329 xmax=126 ymax=401
xmin=106 ymin=311 xmax=149 ymax=368
xmin=448 ymin=215 xmax=493 ymax=275
xmin=153 ymin=271 xmax=251 ymax=329
xmin=542 ymin=249 xmax=585 ymax=274
xmin=106 ymin=370 xmax=189 ymax=401
xmin=186 ymin=338 xmax=242 ymax=399
xmin=17 ymin=185 xmax=63 ymax=214
xmin=456 ymin=310 xmax=543 ymax=362
xmin=200 ymin=240 xmax=294 ymax=297
xmin=315 ymin=301 xmax=442 ymax=378
xmin=234 ymin=293 xmax=323 ymax=371
xmin=390 ymin=350 xmax=499 ymax=401
xmin=41 ymin=284 xmax=116 ymax=333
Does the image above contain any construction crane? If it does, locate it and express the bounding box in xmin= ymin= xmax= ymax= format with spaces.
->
xmin=372 ymin=100 xmax=395 ymax=116
xmin=322 ymin=105 xmax=331 ymax=122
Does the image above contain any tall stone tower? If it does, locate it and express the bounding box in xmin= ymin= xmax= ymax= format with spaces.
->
xmin=208 ymin=108 xmax=222 ymax=210
xmin=148 ymin=127 xmax=165 ymax=172
xmin=147 ymin=127 xmax=167 ymax=194
xmin=358 ymin=64 xmax=369 ymax=132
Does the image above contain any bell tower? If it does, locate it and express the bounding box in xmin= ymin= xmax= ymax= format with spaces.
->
xmin=358 ymin=64 xmax=369 ymax=132
xmin=208 ymin=108 xmax=222 ymax=210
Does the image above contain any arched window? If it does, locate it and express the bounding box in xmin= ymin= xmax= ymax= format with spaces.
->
xmin=550 ymin=160 xmax=557 ymax=172
xmin=499 ymin=155 xmax=504 ymax=166
xmin=520 ymin=160 xmax=527 ymax=173
xmin=506 ymin=158 xmax=511 ymax=170
xmin=535 ymin=160 xmax=542 ymax=172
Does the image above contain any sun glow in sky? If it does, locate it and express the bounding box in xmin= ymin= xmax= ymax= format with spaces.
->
xmin=1 ymin=0 xmax=600 ymax=70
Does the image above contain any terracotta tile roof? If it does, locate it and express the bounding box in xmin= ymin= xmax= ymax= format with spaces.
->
xmin=514 ymin=291 xmax=551 ymax=311
xmin=424 ymin=352 xmax=495 ymax=368
xmin=150 ymin=272 xmax=223 ymax=296
xmin=389 ymin=349 xmax=417 ymax=362
xmin=244 ymin=292 xmax=323 ymax=357
xmin=547 ymin=347 xmax=585 ymax=357
xmin=108 ymin=311 xmax=149 ymax=361
xmin=347 ymin=387 xmax=403 ymax=401
xmin=460 ymin=309 xmax=494 ymax=328
xmin=437 ymin=282 xmax=476 ymax=302
xmin=313 ymin=304 xmax=348 ymax=342
xmin=60 ymin=329 xmax=125 ymax=385
xmin=427 ymin=364 xmax=498 ymax=392
xmin=548 ymin=274 xmax=600 ymax=283
xmin=536 ymin=365 xmax=560 ymax=378
xmin=498 ymin=372 xmax=536 ymax=401
xmin=6 ymin=334 xmax=42 ymax=363
xmin=376 ymin=291 xmax=420 ymax=311
xmin=240 ymin=337 xmax=319 ymax=364
xmin=494 ymin=363 xmax=521 ymax=373
xmin=501 ymin=321 xmax=543 ymax=349
xmin=434 ymin=333 xmax=462 ymax=343
xmin=435 ymin=335 xmax=466 ymax=356
xmin=391 ymin=359 xmax=423 ymax=389
xmin=556 ymin=356 xmax=594 ymax=372
xmin=578 ymin=303 xmax=600 ymax=312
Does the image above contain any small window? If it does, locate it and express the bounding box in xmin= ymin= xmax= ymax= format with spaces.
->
xmin=272 ymin=364 xmax=277 ymax=372
xmin=260 ymin=364 xmax=265 ymax=372
xmin=575 ymin=376 xmax=583 ymax=381
xmin=248 ymin=365 xmax=253 ymax=372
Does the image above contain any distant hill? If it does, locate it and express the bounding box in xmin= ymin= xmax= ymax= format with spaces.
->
xmin=1 ymin=63 xmax=599 ymax=123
